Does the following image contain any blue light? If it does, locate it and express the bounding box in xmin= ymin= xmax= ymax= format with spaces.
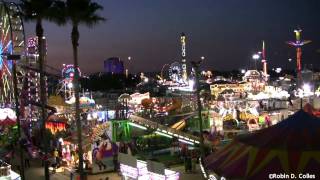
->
xmin=7 ymin=41 xmax=13 ymax=71
xmin=0 ymin=41 xmax=3 ymax=69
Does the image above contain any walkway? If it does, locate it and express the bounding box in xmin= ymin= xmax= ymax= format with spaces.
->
xmin=11 ymin=154 xmax=204 ymax=180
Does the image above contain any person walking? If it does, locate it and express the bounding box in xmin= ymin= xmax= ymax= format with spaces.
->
xmin=50 ymin=155 xmax=57 ymax=174
xmin=184 ymin=151 xmax=191 ymax=173
xmin=113 ymin=154 xmax=118 ymax=172
xmin=70 ymin=168 xmax=75 ymax=180
xmin=23 ymin=149 xmax=30 ymax=168
xmin=191 ymin=151 xmax=197 ymax=173
xmin=53 ymin=149 xmax=60 ymax=168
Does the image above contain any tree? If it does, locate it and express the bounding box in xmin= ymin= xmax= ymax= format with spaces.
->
xmin=19 ymin=1 xmax=64 ymax=179
xmin=57 ymin=1 xmax=105 ymax=179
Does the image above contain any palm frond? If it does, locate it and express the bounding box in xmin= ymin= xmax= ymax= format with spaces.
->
xmin=18 ymin=0 xmax=65 ymax=24
xmin=65 ymin=0 xmax=105 ymax=27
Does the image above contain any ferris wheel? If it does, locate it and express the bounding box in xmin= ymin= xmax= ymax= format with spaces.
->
xmin=58 ymin=64 xmax=82 ymax=103
xmin=169 ymin=62 xmax=182 ymax=83
xmin=0 ymin=2 xmax=26 ymax=105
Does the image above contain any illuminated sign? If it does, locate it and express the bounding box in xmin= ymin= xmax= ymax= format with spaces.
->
xmin=120 ymin=156 xmax=180 ymax=180
xmin=120 ymin=164 xmax=138 ymax=179
xmin=181 ymin=35 xmax=186 ymax=58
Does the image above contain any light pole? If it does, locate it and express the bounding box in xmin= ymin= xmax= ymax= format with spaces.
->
xmin=5 ymin=54 xmax=25 ymax=180
xmin=252 ymin=53 xmax=260 ymax=70
xmin=191 ymin=59 xmax=205 ymax=158
xmin=126 ymin=56 xmax=132 ymax=78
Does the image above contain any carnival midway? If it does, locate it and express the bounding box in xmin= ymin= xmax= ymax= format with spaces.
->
xmin=1 ymin=1 xmax=320 ymax=180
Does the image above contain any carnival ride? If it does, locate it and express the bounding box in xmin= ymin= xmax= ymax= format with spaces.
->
xmin=129 ymin=114 xmax=203 ymax=145
xmin=140 ymin=97 xmax=183 ymax=115
xmin=58 ymin=64 xmax=81 ymax=103
xmin=207 ymin=100 xmax=273 ymax=134
xmin=0 ymin=2 xmax=59 ymax=123
xmin=24 ymin=36 xmax=45 ymax=121
xmin=287 ymin=29 xmax=311 ymax=79
xmin=0 ymin=2 xmax=26 ymax=106
xmin=170 ymin=119 xmax=186 ymax=130
xmin=45 ymin=114 xmax=68 ymax=134
xmin=170 ymin=113 xmax=195 ymax=130
xmin=0 ymin=2 xmax=34 ymax=163
xmin=169 ymin=62 xmax=182 ymax=83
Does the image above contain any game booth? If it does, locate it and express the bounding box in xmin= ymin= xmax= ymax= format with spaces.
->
xmin=56 ymin=122 xmax=118 ymax=174
xmin=90 ymin=122 xmax=119 ymax=173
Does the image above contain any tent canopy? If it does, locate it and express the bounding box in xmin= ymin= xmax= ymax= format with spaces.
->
xmin=236 ymin=110 xmax=320 ymax=150
xmin=205 ymin=110 xmax=320 ymax=179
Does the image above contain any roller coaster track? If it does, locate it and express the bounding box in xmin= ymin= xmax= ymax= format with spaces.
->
xmin=129 ymin=114 xmax=211 ymax=146
xmin=20 ymin=64 xmax=60 ymax=78
xmin=170 ymin=113 xmax=196 ymax=130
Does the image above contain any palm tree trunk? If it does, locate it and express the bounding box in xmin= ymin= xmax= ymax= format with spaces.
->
xmin=12 ymin=60 xmax=25 ymax=180
xmin=193 ymin=63 xmax=205 ymax=158
xmin=36 ymin=18 xmax=50 ymax=180
xmin=72 ymin=24 xmax=84 ymax=180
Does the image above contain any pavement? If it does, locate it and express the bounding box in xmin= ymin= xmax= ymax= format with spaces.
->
xmin=9 ymin=152 xmax=205 ymax=180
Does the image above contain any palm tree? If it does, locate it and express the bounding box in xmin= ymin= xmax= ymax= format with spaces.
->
xmin=59 ymin=0 xmax=105 ymax=178
xmin=19 ymin=1 xmax=64 ymax=179
xmin=191 ymin=60 xmax=205 ymax=159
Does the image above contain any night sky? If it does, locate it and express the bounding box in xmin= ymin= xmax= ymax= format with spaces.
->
xmin=22 ymin=0 xmax=320 ymax=74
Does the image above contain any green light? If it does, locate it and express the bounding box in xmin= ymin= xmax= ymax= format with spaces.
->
xmin=129 ymin=122 xmax=147 ymax=130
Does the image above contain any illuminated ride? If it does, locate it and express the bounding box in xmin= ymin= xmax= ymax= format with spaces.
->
xmin=58 ymin=64 xmax=81 ymax=103
xmin=169 ymin=62 xmax=182 ymax=83
xmin=0 ymin=2 xmax=26 ymax=106
xmin=287 ymin=29 xmax=311 ymax=82
xmin=26 ymin=37 xmax=41 ymax=101
xmin=57 ymin=64 xmax=96 ymax=110
xmin=23 ymin=36 xmax=43 ymax=121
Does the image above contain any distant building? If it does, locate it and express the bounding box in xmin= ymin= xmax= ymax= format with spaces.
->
xmin=104 ymin=57 xmax=124 ymax=74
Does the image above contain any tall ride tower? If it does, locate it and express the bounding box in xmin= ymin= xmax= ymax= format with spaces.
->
xmin=261 ymin=41 xmax=268 ymax=81
xmin=181 ymin=33 xmax=188 ymax=83
xmin=287 ymin=29 xmax=311 ymax=83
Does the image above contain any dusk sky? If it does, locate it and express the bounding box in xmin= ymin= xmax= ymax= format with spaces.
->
xmin=23 ymin=0 xmax=320 ymax=74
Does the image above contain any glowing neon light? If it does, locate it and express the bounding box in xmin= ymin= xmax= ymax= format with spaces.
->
xmin=178 ymin=138 xmax=194 ymax=145
xmin=155 ymin=131 xmax=173 ymax=138
xmin=129 ymin=122 xmax=147 ymax=130
xmin=180 ymin=32 xmax=187 ymax=82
